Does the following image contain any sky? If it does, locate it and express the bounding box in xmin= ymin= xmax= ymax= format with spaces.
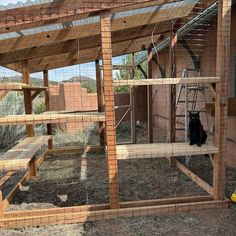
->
xmin=0 ymin=0 xmax=126 ymax=82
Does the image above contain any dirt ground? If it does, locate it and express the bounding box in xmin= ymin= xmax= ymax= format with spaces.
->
xmin=0 ymin=124 xmax=235 ymax=235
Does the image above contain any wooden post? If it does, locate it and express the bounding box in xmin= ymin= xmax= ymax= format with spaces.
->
xmin=0 ymin=189 xmax=3 ymax=217
xmin=43 ymin=70 xmax=53 ymax=149
xmin=147 ymin=50 xmax=153 ymax=143
xmin=100 ymin=11 xmax=119 ymax=209
xmin=96 ymin=60 xmax=105 ymax=147
xmin=130 ymin=53 xmax=136 ymax=144
xmin=213 ymin=0 xmax=232 ymax=200
xmin=168 ymin=26 xmax=177 ymax=167
xmin=22 ymin=60 xmax=34 ymax=137
xmin=29 ymin=156 xmax=37 ymax=177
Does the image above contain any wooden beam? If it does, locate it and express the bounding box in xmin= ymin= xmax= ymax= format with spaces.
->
xmin=147 ymin=49 xmax=153 ymax=143
xmin=101 ymin=11 xmax=119 ymax=209
xmin=168 ymin=25 xmax=177 ymax=167
xmin=175 ymin=160 xmax=213 ymax=195
xmin=213 ymin=0 xmax=232 ymax=200
xmin=113 ymin=77 xmax=220 ymax=86
xmin=22 ymin=60 xmax=34 ymax=137
xmin=0 ymin=199 xmax=229 ymax=228
xmin=96 ymin=60 xmax=105 ymax=147
xmin=31 ymin=90 xmax=41 ymax=101
xmin=0 ymin=0 xmax=176 ymax=34
xmin=0 ymin=1 xmax=196 ymax=54
xmin=43 ymin=70 xmax=53 ymax=150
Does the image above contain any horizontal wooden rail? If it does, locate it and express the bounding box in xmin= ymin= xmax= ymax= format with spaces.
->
xmin=113 ymin=77 xmax=220 ymax=86
xmin=116 ymin=143 xmax=218 ymax=160
xmin=0 ymin=112 xmax=105 ymax=126
xmin=0 ymin=83 xmax=47 ymax=91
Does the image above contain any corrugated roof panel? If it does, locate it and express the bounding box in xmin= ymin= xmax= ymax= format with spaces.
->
xmin=0 ymin=0 xmax=54 ymax=11
xmin=0 ymin=32 xmax=19 ymax=40
xmin=114 ymin=0 xmax=198 ymax=19
xmin=72 ymin=16 xmax=100 ymax=27
xmin=20 ymin=23 xmax=64 ymax=35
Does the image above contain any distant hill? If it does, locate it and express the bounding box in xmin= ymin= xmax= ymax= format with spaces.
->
xmin=64 ymin=76 xmax=96 ymax=93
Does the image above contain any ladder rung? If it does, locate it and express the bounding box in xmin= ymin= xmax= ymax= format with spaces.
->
xmin=176 ymin=128 xmax=185 ymax=131
xmin=178 ymin=101 xmax=195 ymax=103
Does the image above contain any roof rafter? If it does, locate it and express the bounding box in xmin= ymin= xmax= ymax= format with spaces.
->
xmin=0 ymin=0 xmax=196 ymax=54
xmin=0 ymin=0 xmax=176 ymax=34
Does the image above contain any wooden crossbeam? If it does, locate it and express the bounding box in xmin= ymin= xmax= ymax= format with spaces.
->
xmin=116 ymin=143 xmax=218 ymax=160
xmin=0 ymin=199 xmax=229 ymax=228
xmin=0 ymin=112 xmax=106 ymax=126
xmin=113 ymin=77 xmax=220 ymax=86
xmin=0 ymin=0 xmax=176 ymax=34
xmin=0 ymin=0 xmax=196 ymax=54
xmin=0 ymin=83 xmax=46 ymax=91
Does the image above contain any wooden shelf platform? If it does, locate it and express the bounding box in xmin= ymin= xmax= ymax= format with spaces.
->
xmin=0 ymin=136 xmax=50 ymax=171
xmin=113 ymin=77 xmax=220 ymax=87
xmin=0 ymin=83 xmax=47 ymax=91
xmin=116 ymin=143 xmax=218 ymax=160
xmin=0 ymin=112 xmax=105 ymax=126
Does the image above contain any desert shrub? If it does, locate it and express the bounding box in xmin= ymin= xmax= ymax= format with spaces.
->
xmin=0 ymin=92 xmax=25 ymax=151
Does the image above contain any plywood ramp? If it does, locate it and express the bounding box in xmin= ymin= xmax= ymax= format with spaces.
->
xmin=0 ymin=136 xmax=51 ymax=171
xmin=116 ymin=143 xmax=218 ymax=160
xmin=0 ymin=112 xmax=105 ymax=126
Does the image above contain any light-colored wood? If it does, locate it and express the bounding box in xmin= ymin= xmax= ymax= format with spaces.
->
xmin=22 ymin=60 xmax=34 ymax=137
xmin=0 ymin=112 xmax=106 ymax=126
xmin=0 ymin=0 xmax=176 ymax=34
xmin=113 ymin=77 xmax=220 ymax=86
xmin=175 ymin=160 xmax=213 ymax=195
xmin=0 ymin=0 xmax=196 ymax=54
xmin=0 ymin=136 xmax=50 ymax=171
xmin=0 ymin=171 xmax=15 ymax=189
xmin=0 ymin=91 xmax=9 ymax=101
xmin=0 ymin=199 xmax=229 ymax=228
xmin=101 ymin=11 xmax=119 ymax=209
xmin=46 ymin=146 xmax=104 ymax=155
xmin=116 ymin=143 xmax=218 ymax=160
xmin=0 ymin=83 xmax=46 ymax=91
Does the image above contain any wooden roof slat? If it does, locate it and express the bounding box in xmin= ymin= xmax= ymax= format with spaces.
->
xmin=0 ymin=0 xmax=176 ymax=34
xmin=0 ymin=0 xmax=196 ymax=54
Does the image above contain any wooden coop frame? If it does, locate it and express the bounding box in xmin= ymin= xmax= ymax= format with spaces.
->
xmin=0 ymin=0 xmax=232 ymax=228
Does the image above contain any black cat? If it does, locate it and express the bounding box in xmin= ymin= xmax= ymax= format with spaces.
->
xmin=189 ymin=111 xmax=207 ymax=147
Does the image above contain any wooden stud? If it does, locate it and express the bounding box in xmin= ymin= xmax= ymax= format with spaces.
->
xmin=22 ymin=60 xmax=34 ymax=137
xmin=43 ymin=70 xmax=53 ymax=149
xmin=147 ymin=49 xmax=153 ymax=143
xmin=29 ymin=156 xmax=37 ymax=177
xmin=168 ymin=25 xmax=177 ymax=167
xmin=213 ymin=0 xmax=232 ymax=200
xmin=96 ymin=60 xmax=105 ymax=147
xmin=101 ymin=11 xmax=120 ymax=209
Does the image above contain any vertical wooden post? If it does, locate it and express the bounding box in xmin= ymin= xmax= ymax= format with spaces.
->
xmin=130 ymin=53 xmax=136 ymax=144
xmin=168 ymin=27 xmax=177 ymax=167
xmin=43 ymin=70 xmax=53 ymax=149
xmin=22 ymin=60 xmax=34 ymax=137
xmin=0 ymin=189 xmax=3 ymax=217
xmin=147 ymin=50 xmax=154 ymax=143
xmin=29 ymin=156 xmax=37 ymax=177
xmin=213 ymin=0 xmax=232 ymax=200
xmin=100 ymin=11 xmax=119 ymax=209
xmin=96 ymin=60 xmax=105 ymax=147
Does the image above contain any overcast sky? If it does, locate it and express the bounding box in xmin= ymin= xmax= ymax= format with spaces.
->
xmin=1 ymin=0 xmax=28 ymax=6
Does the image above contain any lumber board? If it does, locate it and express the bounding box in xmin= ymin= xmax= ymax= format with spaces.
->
xmin=175 ymin=160 xmax=213 ymax=195
xmin=0 ymin=112 xmax=105 ymax=126
xmin=113 ymin=77 xmax=220 ymax=86
xmin=116 ymin=143 xmax=218 ymax=160
xmin=0 ymin=82 xmax=47 ymax=91
xmin=0 ymin=136 xmax=50 ymax=171
xmin=0 ymin=0 xmax=196 ymax=54
xmin=0 ymin=199 xmax=229 ymax=228
xmin=0 ymin=171 xmax=15 ymax=189
xmin=0 ymin=0 xmax=177 ymax=34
